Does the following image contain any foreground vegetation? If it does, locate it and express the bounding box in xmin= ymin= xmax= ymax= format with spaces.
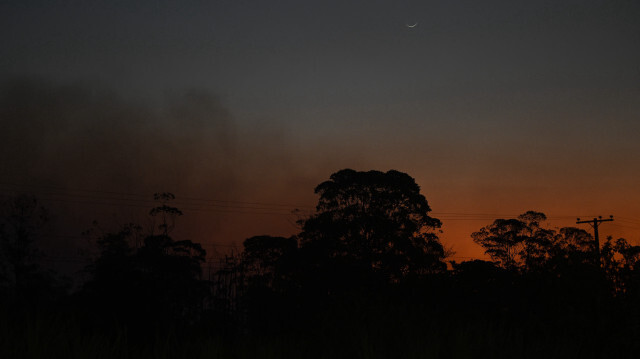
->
xmin=2 ymin=170 xmax=640 ymax=358
xmin=2 ymin=287 xmax=640 ymax=359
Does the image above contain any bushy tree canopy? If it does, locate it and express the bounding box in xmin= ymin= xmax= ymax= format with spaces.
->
xmin=241 ymin=235 xmax=297 ymax=289
xmin=299 ymin=169 xmax=446 ymax=281
xmin=83 ymin=194 xmax=208 ymax=322
xmin=472 ymin=211 xmax=599 ymax=272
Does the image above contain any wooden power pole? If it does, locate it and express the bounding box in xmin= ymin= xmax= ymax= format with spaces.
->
xmin=576 ymin=215 xmax=614 ymax=265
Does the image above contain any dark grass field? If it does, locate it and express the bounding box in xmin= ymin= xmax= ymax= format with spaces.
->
xmin=3 ymin=293 xmax=639 ymax=359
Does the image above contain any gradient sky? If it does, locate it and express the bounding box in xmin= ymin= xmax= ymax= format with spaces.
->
xmin=1 ymin=0 xmax=639 ymax=261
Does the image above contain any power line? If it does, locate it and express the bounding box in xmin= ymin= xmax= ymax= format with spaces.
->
xmin=0 ymin=190 xmax=301 ymax=213
xmin=1 ymin=184 xmax=638 ymax=234
xmin=610 ymin=223 xmax=640 ymax=230
xmin=0 ymin=190 xmax=582 ymax=221
xmin=0 ymin=182 xmax=620 ymax=221
xmin=618 ymin=217 xmax=640 ymax=225
xmin=0 ymin=193 xmax=301 ymax=216
xmin=0 ymin=182 xmax=316 ymax=209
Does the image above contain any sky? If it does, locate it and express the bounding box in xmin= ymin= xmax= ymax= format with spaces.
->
xmin=1 ymin=0 xmax=639 ymax=263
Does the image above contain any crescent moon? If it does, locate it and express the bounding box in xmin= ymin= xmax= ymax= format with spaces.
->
xmin=406 ymin=22 xmax=418 ymax=28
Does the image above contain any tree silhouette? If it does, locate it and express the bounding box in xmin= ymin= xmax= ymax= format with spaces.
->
xmin=602 ymin=236 xmax=640 ymax=296
xmin=472 ymin=211 xmax=609 ymax=274
xmin=241 ymin=235 xmax=297 ymax=290
xmin=0 ymin=194 xmax=52 ymax=298
xmin=149 ymin=192 xmax=183 ymax=236
xmin=83 ymin=193 xmax=208 ymax=323
xmin=299 ymin=169 xmax=446 ymax=283
xmin=472 ymin=211 xmax=559 ymax=271
xmin=472 ymin=217 xmax=528 ymax=270
xmin=545 ymin=227 xmax=595 ymax=272
xmin=236 ymin=235 xmax=299 ymax=332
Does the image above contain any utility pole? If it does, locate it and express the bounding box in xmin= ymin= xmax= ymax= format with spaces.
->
xmin=576 ymin=215 xmax=614 ymax=266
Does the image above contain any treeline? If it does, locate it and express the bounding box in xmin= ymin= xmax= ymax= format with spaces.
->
xmin=1 ymin=169 xmax=640 ymax=358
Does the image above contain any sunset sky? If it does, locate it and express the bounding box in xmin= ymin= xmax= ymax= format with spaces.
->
xmin=1 ymin=0 xmax=639 ymax=261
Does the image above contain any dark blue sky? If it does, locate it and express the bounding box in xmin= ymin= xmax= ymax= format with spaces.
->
xmin=1 ymin=0 xmax=639 ymax=256
xmin=3 ymin=1 xmax=637 ymax=105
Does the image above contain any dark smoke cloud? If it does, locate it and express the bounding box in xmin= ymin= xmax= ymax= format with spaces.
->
xmin=0 ymin=77 xmax=368 ymax=265
xmin=0 ymin=77 xmax=238 ymax=195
